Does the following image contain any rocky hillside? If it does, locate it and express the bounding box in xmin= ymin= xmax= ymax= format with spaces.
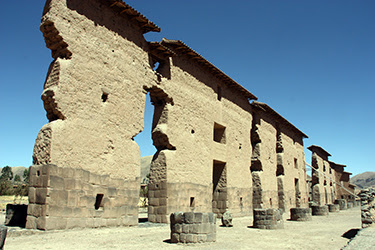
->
xmin=11 ymin=166 xmax=27 ymax=181
xmin=351 ymin=172 xmax=375 ymax=189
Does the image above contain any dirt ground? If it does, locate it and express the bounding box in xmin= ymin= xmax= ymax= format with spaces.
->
xmin=3 ymin=207 xmax=361 ymax=250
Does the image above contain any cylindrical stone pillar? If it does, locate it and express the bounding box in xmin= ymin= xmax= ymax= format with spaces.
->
xmin=335 ymin=199 xmax=347 ymax=210
xmin=170 ymin=212 xmax=216 ymax=243
xmin=328 ymin=204 xmax=340 ymax=212
xmin=311 ymin=205 xmax=329 ymax=216
xmin=253 ymin=209 xmax=283 ymax=229
xmin=347 ymin=202 xmax=354 ymax=209
xmin=290 ymin=208 xmax=312 ymax=221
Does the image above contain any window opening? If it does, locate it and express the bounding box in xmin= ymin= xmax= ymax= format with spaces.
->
xmin=101 ymin=92 xmax=108 ymax=102
xmin=94 ymin=194 xmax=104 ymax=210
xmin=213 ymin=122 xmax=226 ymax=144
xmin=190 ymin=197 xmax=195 ymax=208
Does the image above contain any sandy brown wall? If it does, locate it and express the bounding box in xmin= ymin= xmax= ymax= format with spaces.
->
xmin=279 ymin=125 xmax=308 ymax=210
xmin=34 ymin=0 xmax=157 ymax=180
xmin=150 ymin=54 xmax=253 ymax=218
xmin=311 ymin=153 xmax=336 ymax=205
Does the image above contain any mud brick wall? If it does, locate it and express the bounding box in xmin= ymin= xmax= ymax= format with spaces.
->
xmin=26 ymin=165 xmax=139 ymax=230
xmin=250 ymin=102 xmax=309 ymax=213
xmin=308 ymin=146 xmax=337 ymax=206
xmin=253 ymin=208 xmax=283 ymax=229
xmin=170 ymin=212 xmax=216 ymax=243
xmin=226 ymin=187 xmax=252 ymax=217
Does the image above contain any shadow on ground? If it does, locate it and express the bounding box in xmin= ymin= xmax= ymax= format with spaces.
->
xmin=342 ymin=228 xmax=360 ymax=240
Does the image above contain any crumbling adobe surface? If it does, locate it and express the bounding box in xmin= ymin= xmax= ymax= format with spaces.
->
xmin=29 ymin=0 xmax=311 ymax=230
xmin=250 ymin=102 xmax=309 ymax=212
xmin=29 ymin=0 xmax=159 ymax=229
xmin=308 ymin=146 xmax=336 ymax=206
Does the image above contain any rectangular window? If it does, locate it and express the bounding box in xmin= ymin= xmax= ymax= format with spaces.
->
xmin=294 ymin=158 xmax=298 ymax=169
xmin=190 ymin=197 xmax=195 ymax=208
xmin=94 ymin=194 xmax=104 ymax=210
xmin=213 ymin=122 xmax=226 ymax=144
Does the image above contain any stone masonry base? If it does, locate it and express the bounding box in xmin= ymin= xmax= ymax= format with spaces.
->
xmin=26 ymin=164 xmax=139 ymax=230
xmin=170 ymin=212 xmax=216 ymax=243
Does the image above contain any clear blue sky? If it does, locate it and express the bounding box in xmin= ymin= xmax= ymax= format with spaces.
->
xmin=0 ymin=1 xmax=374 ymax=176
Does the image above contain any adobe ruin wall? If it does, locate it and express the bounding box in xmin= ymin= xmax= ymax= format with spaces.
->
xmin=28 ymin=0 xmax=312 ymax=230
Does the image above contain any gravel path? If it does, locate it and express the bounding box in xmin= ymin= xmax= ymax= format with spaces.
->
xmin=4 ymin=207 xmax=361 ymax=249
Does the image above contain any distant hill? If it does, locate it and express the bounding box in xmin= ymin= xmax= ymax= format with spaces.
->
xmin=11 ymin=166 xmax=27 ymax=181
xmin=140 ymin=155 xmax=153 ymax=184
xmin=351 ymin=172 xmax=375 ymax=189
xmin=0 ymin=166 xmax=27 ymax=181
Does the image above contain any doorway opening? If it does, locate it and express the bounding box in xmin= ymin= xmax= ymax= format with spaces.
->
xmin=133 ymin=92 xmax=156 ymax=223
xmin=212 ymin=160 xmax=227 ymax=217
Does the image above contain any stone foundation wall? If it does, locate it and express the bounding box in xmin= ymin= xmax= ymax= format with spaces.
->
xmin=26 ymin=164 xmax=139 ymax=230
xmin=226 ymin=187 xmax=252 ymax=217
xmin=170 ymin=212 xmax=216 ymax=243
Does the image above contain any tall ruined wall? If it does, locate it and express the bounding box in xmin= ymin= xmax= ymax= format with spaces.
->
xmin=148 ymin=53 xmax=253 ymax=221
xmin=34 ymin=0 xmax=156 ymax=178
xmin=311 ymin=152 xmax=335 ymax=205
xmin=252 ymin=111 xmax=278 ymax=209
xmin=250 ymin=106 xmax=308 ymax=212
xmin=279 ymin=126 xmax=308 ymax=210
xmin=29 ymin=0 xmax=160 ymax=229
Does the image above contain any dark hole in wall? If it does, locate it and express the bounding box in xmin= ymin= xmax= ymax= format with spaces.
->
xmin=190 ymin=197 xmax=195 ymax=208
xmin=217 ymin=85 xmax=222 ymax=101
xmin=250 ymin=159 xmax=262 ymax=172
xmin=213 ymin=123 xmax=226 ymax=144
xmin=5 ymin=204 xmax=27 ymax=228
xmin=276 ymin=165 xmax=284 ymax=176
xmin=101 ymin=92 xmax=108 ymax=102
xmin=94 ymin=194 xmax=104 ymax=210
